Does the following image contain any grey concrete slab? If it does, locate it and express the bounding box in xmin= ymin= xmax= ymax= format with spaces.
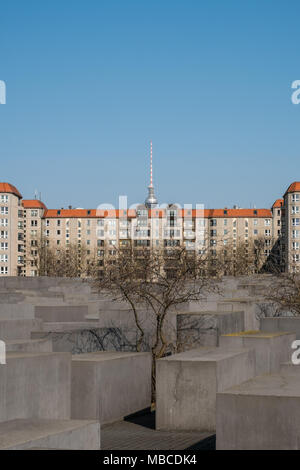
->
xmin=35 ymin=305 xmax=89 ymax=322
xmin=260 ymin=316 xmax=300 ymax=339
xmin=177 ymin=311 xmax=244 ymax=351
xmin=71 ymin=352 xmax=152 ymax=424
xmin=216 ymin=373 xmax=300 ymax=450
xmin=0 ymin=303 xmax=35 ymax=320
xmin=0 ymin=352 xmax=71 ymax=422
xmin=32 ymin=326 xmax=136 ymax=354
xmin=220 ymin=330 xmax=296 ymax=375
xmin=5 ymin=338 xmax=52 ymax=353
xmin=156 ymin=347 xmax=256 ymax=432
xmin=217 ymin=299 xmax=263 ymax=330
xmin=0 ymin=419 xmax=100 ymax=450
xmin=280 ymin=361 xmax=300 ymax=377
xmin=0 ymin=318 xmax=43 ymax=340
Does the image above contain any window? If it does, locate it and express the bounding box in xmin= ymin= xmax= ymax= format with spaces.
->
xmin=293 ymin=242 xmax=300 ymax=250
xmin=265 ymin=230 xmax=271 ymax=236
xmin=0 ymin=254 xmax=8 ymax=262
xmin=293 ymin=230 xmax=300 ymax=239
xmin=0 ymin=219 xmax=8 ymax=227
xmin=293 ymin=218 xmax=300 ymax=226
xmin=97 ymin=219 xmax=104 ymax=227
xmin=0 ymin=231 xmax=8 ymax=239
xmin=31 ymin=220 xmax=38 ymax=227
xmin=0 ymin=266 xmax=8 ymax=274
xmin=254 ymin=219 xmax=258 ymax=226
xmin=210 ymin=229 xmax=217 ymax=237
xmin=0 ymin=207 xmax=8 ymax=215
xmin=31 ymin=210 xmax=38 ymax=217
xmin=292 ymin=194 xmax=300 ymax=202
xmin=292 ymin=206 xmax=300 ymax=214
xmin=46 ymin=220 xmax=50 ymax=226
xmin=265 ymin=219 xmax=271 ymax=226
xmin=224 ymin=219 xmax=228 ymax=226
xmin=253 ymin=229 xmax=258 ymax=235
xmin=0 ymin=195 xmax=8 ymax=203
xmin=210 ymin=219 xmax=217 ymax=226
xmin=0 ymin=242 xmax=8 ymax=250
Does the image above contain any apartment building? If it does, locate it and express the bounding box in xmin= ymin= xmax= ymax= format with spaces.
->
xmin=283 ymin=182 xmax=300 ymax=272
xmin=0 ymin=180 xmax=298 ymax=276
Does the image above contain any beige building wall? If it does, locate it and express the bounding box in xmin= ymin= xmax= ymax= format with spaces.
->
xmin=2 ymin=181 xmax=300 ymax=276
xmin=283 ymin=183 xmax=300 ymax=272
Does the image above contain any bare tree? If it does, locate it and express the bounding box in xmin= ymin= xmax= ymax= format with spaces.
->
xmin=267 ymin=273 xmax=300 ymax=316
xmin=94 ymin=246 xmax=217 ymax=400
xmin=35 ymin=239 xmax=93 ymax=277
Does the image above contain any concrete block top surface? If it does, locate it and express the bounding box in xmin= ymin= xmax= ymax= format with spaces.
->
xmin=39 ymin=321 xmax=100 ymax=332
xmin=5 ymin=351 xmax=71 ymax=360
xmin=158 ymin=347 xmax=252 ymax=363
xmin=219 ymin=373 xmax=300 ymax=397
xmin=72 ymin=351 xmax=151 ymax=362
xmin=178 ymin=310 xmax=244 ymax=317
xmin=5 ymin=339 xmax=49 ymax=346
xmin=0 ymin=419 xmax=99 ymax=449
xmin=222 ymin=330 xmax=295 ymax=339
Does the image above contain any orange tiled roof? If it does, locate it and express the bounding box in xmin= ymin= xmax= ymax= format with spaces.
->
xmin=43 ymin=207 xmax=272 ymax=219
xmin=0 ymin=182 xmax=22 ymax=198
xmin=272 ymin=199 xmax=284 ymax=208
xmin=284 ymin=182 xmax=300 ymax=195
xmin=22 ymin=199 xmax=47 ymax=210
xmin=43 ymin=209 xmax=137 ymax=219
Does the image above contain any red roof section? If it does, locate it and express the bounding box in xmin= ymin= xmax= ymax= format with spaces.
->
xmin=284 ymin=182 xmax=300 ymax=195
xmin=0 ymin=183 xmax=22 ymax=198
xmin=22 ymin=199 xmax=47 ymax=210
xmin=272 ymin=199 xmax=284 ymax=208
xmin=43 ymin=207 xmax=272 ymax=219
xmin=43 ymin=209 xmax=137 ymax=219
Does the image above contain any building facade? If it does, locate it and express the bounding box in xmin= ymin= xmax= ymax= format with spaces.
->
xmin=0 ymin=181 xmax=298 ymax=276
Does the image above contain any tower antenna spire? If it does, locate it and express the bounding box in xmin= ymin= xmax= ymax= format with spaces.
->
xmin=145 ymin=140 xmax=158 ymax=208
xmin=150 ymin=141 xmax=153 ymax=188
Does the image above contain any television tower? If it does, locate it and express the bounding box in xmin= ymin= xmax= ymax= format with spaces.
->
xmin=145 ymin=141 xmax=158 ymax=208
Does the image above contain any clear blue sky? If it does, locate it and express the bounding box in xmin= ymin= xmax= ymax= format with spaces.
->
xmin=1 ymin=0 xmax=300 ymax=210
